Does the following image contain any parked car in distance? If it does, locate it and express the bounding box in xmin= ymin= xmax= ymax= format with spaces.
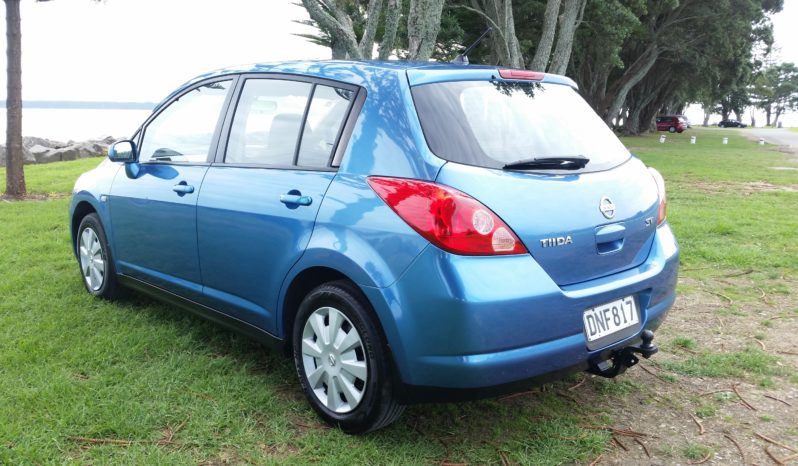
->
xmin=717 ymin=119 xmax=747 ymax=128
xmin=656 ymin=115 xmax=687 ymax=133
xmin=675 ymin=114 xmax=692 ymax=128
xmin=70 ymin=61 xmax=679 ymax=433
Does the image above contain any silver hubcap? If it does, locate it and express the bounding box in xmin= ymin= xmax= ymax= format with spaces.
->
xmin=79 ymin=227 xmax=105 ymax=291
xmin=301 ymin=306 xmax=368 ymax=413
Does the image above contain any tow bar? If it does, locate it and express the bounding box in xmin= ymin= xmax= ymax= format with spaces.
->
xmin=588 ymin=330 xmax=658 ymax=378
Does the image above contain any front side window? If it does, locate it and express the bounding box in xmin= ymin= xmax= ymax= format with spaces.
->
xmin=412 ymin=81 xmax=630 ymax=172
xmin=138 ymin=80 xmax=231 ymax=163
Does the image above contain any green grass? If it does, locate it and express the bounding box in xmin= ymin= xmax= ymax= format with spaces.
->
xmin=1 ymin=129 xmax=797 ymax=463
xmin=658 ymin=348 xmax=785 ymax=379
xmin=0 ymin=157 xmax=102 ymax=195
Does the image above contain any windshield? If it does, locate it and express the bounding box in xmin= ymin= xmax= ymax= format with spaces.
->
xmin=411 ymin=80 xmax=630 ymax=172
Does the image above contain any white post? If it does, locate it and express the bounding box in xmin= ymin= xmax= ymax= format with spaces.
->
xmin=759 ymin=138 xmax=765 ymax=145
xmin=659 ymin=135 xmax=666 ymax=143
xmin=690 ymin=136 xmax=696 ymax=144
xmin=722 ymin=137 xmax=728 ymax=145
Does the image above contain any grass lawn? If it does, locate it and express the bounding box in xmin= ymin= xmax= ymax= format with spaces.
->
xmin=0 ymin=129 xmax=796 ymax=464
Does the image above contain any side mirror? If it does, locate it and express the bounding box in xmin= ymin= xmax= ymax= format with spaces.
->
xmin=108 ymin=140 xmax=138 ymax=163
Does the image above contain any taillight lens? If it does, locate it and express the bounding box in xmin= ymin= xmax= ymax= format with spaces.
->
xmin=648 ymin=167 xmax=667 ymax=225
xmin=367 ymin=176 xmax=528 ymax=255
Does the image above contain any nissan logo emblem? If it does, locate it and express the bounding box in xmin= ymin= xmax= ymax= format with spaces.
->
xmin=599 ymin=196 xmax=616 ymax=219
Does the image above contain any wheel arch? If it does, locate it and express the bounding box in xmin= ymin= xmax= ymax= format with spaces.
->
xmin=70 ymin=200 xmax=99 ymax=256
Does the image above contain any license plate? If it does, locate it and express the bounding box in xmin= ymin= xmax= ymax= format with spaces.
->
xmin=583 ymin=296 xmax=639 ymax=342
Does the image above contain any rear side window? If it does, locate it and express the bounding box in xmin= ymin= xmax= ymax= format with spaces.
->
xmin=225 ymin=78 xmax=354 ymax=168
xmin=411 ymin=81 xmax=630 ymax=172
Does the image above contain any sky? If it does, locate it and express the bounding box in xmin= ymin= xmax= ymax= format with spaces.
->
xmin=0 ymin=0 xmax=796 ymax=108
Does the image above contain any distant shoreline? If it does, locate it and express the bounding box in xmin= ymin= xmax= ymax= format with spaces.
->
xmin=1 ymin=100 xmax=156 ymax=110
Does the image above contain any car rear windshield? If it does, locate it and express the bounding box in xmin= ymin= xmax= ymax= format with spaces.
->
xmin=411 ymin=80 xmax=630 ymax=172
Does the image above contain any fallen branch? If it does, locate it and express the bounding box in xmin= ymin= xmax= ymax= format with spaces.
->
xmin=732 ymin=384 xmax=757 ymax=411
xmin=498 ymin=390 xmax=538 ymax=401
xmin=699 ymin=389 xmax=733 ymax=397
xmin=763 ymin=394 xmax=792 ymax=407
xmin=779 ymin=452 xmax=798 ymax=463
xmin=580 ymin=425 xmax=650 ymax=438
xmin=568 ymin=377 xmax=587 ymax=391
xmin=612 ymin=436 xmax=628 ymax=451
xmin=777 ymin=350 xmax=798 ymax=356
xmin=497 ymin=450 xmax=510 ymax=466
xmin=722 ymin=268 xmax=754 ymax=277
xmin=701 ymin=288 xmax=733 ymax=305
xmin=688 ymin=452 xmax=712 ymax=464
xmin=755 ymin=432 xmax=798 ymax=453
xmin=638 ymin=363 xmax=673 ymax=384
xmin=689 ymin=413 xmax=705 ymax=435
xmin=634 ymin=438 xmax=651 ymax=458
xmin=587 ymin=454 xmax=602 ymax=466
xmin=754 ymin=338 xmax=767 ymax=351
xmin=765 ymin=447 xmax=787 ymax=466
xmin=724 ymin=434 xmax=745 ymax=463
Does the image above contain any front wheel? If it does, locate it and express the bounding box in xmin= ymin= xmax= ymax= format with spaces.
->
xmin=76 ymin=213 xmax=121 ymax=299
xmin=292 ymin=281 xmax=404 ymax=433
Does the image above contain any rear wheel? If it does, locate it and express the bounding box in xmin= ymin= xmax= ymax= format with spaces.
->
xmin=292 ymin=281 xmax=404 ymax=433
xmin=668 ymin=126 xmax=676 ymax=133
xmin=77 ymin=213 xmax=121 ymax=299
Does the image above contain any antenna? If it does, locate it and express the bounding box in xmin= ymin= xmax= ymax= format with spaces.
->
xmin=451 ymin=27 xmax=492 ymax=64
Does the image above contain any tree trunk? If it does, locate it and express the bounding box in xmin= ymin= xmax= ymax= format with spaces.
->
xmin=301 ymin=0 xmax=363 ymax=59
xmin=765 ymin=106 xmax=772 ymax=126
xmin=733 ymin=109 xmax=742 ymax=122
xmin=407 ymin=0 xmax=445 ymax=61
xmin=378 ymin=0 xmax=402 ymax=60
xmin=546 ymin=0 xmax=586 ymax=75
xmin=721 ymin=109 xmax=729 ymax=120
xmin=529 ymin=0 xmax=560 ymax=71
xmin=5 ymin=0 xmax=25 ymax=197
xmin=749 ymin=108 xmax=756 ymax=127
xmin=702 ymin=105 xmax=711 ymax=126
xmin=358 ymin=0 xmax=384 ymax=58
xmin=601 ymin=45 xmax=659 ymax=126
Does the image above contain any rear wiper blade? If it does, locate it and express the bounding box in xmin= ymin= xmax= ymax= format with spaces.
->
xmin=503 ymin=156 xmax=589 ymax=170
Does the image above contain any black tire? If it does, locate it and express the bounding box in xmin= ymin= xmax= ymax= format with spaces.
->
xmin=76 ymin=213 xmax=122 ymax=299
xmin=292 ymin=280 xmax=404 ymax=434
xmin=668 ymin=126 xmax=676 ymax=133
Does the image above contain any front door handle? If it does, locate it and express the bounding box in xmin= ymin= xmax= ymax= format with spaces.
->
xmin=280 ymin=193 xmax=312 ymax=206
xmin=172 ymin=183 xmax=194 ymax=194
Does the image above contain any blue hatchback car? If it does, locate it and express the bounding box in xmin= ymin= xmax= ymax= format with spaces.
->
xmin=70 ymin=61 xmax=678 ymax=433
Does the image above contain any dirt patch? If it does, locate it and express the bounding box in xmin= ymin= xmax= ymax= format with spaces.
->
xmin=592 ymin=273 xmax=798 ymax=465
xmin=689 ymin=180 xmax=798 ymax=194
xmin=1 ymin=192 xmax=67 ymax=201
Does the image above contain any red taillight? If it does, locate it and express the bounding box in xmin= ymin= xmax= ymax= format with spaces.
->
xmin=367 ymin=176 xmax=527 ymax=255
xmin=648 ymin=167 xmax=667 ymax=225
xmin=498 ymin=69 xmax=544 ymax=81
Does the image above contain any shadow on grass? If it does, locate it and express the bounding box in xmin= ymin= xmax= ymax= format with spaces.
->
xmin=116 ymin=292 xmax=610 ymax=465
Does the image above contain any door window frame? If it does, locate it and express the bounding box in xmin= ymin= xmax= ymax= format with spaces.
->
xmin=213 ymin=73 xmax=365 ymax=171
xmin=134 ymin=75 xmax=240 ymax=166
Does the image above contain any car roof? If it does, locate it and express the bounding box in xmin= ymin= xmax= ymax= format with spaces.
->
xmin=157 ymin=60 xmax=578 ymax=112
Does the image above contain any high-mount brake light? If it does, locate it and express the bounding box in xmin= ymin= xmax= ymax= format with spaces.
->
xmin=498 ymin=69 xmax=544 ymax=81
xmin=648 ymin=167 xmax=667 ymax=225
xmin=367 ymin=177 xmax=528 ymax=256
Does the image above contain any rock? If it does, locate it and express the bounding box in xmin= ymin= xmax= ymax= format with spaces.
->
xmin=22 ymin=136 xmax=67 ymax=149
xmin=0 ymin=145 xmax=35 ymax=164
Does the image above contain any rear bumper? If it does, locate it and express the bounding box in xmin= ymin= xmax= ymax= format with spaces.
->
xmin=361 ymin=223 xmax=679 ymax=398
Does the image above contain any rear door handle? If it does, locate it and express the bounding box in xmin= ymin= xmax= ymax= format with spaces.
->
xmin=172 ymin=183 xmax=194 ymax=194
xmin=280 ymin=193 xmax=312 ymax=206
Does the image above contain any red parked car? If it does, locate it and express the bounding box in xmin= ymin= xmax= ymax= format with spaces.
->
xmin=656 ymin=116 xmax=687 ymax=133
